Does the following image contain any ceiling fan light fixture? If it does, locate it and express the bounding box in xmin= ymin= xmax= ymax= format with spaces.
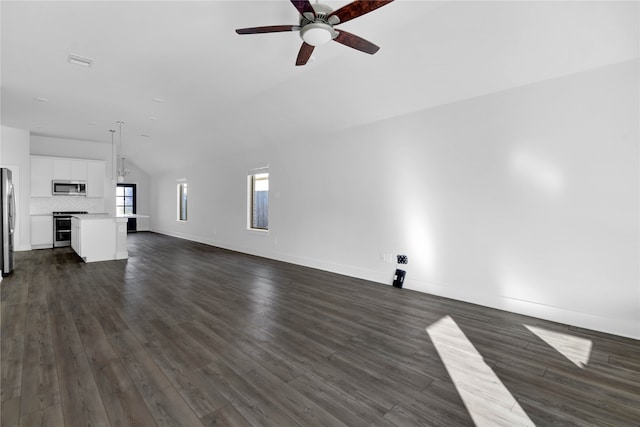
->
xmin=300 ymin=23 xmax=334 ymax=46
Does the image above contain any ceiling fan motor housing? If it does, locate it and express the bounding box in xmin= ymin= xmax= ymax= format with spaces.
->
xmin=305 ymin=3 xmax=335 ymax=20
xmin=299 ymin=3 xmax=338 ymax=46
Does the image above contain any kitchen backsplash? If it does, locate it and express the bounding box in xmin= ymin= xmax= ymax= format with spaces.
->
xmin=30 ymin=197 xmax=105 ymax=214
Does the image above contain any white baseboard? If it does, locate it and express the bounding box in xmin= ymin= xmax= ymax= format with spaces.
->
xmin=403 ymin=278 xmax=639 ymax=340
xmin=153 ymin=227 xmax=386 ymax=282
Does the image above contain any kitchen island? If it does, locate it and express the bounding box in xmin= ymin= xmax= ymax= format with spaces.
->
xmin=71 ymin=214 xmax=128 ymax=263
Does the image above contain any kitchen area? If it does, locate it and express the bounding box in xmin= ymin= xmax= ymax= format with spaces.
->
xmin=29 ymin=153 xmax=143 ymax=263
xmin=30 ymin=155 xmax=107 ymax=249
xmin=0 ymin=126 xmax=151 ymax=271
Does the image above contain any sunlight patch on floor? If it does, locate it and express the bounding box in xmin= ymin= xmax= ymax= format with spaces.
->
xmin=524 ymin=324 xmax=592 ymax=368
xmin=427 ymin=316 xmax=535 ymax=426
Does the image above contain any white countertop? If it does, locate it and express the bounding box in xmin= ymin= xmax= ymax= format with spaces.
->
xmin=31 ymin=212 xmax=108 ymax=216
xmin=72 ymin=213 xmax=109 ymax=217
xmin=32 ymin=212 xmax=148 ymax=219
xmin=72 ymin=214 xmax=127 ymax=222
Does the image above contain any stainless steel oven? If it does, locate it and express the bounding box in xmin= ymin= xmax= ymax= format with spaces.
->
xmin=52 ymin=211 xmax=87 ymax=247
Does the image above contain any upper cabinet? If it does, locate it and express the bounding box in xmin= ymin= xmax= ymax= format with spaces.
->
xmin=31 ymin=157 xmax=54 ymax=197
xmin=71 ymin=160 xmax=88 ymax=181
xmin=52 ymin=158 xmax=70 ymax=180
xmin=87 ymin=161 xmax=105 ymax=198
xmin=52 ymin=158 xmax=87 ymax=180
xmin=31 ymin=156 xmax=105 ymax=198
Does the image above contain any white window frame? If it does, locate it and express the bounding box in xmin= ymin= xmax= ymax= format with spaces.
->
xmin=177 ymin=180 xmax=188 ymax=222
xmin=247 ymin=167 xmax=269 ymax=232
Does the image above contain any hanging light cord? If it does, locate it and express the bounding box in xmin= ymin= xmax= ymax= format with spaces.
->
xmin=117 ymin=121 xmax=124 ymax=177
xmin=109 ymin=129 xmax=116 ymax=180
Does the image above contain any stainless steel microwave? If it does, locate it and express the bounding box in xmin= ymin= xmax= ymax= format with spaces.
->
xmin=52 ymin=180 xmax=87 ymax=196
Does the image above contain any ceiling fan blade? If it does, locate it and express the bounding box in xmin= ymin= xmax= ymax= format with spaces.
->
xmin=296 ymin=42 xmax=315 ymax=66
xmin=236 ymin=25 xmax=300 ymax=35
xmin=290 ymin=0 xmax=315 ymax=17
xmin=328 ymin=0 xmax=394 ymax=24
xmin=334 ymin=30 xmax=380 ymax=55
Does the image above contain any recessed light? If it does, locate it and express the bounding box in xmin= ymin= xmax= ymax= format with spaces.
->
xmin=147 ymin=116 xmax=158 ymax=121
xmin=33 ymin=97 xmax=49 ymax=102
xmin=152 ymin=98 xmax=164 ymax=103
xmin=68 ymin=54 xmax=93 ymax=67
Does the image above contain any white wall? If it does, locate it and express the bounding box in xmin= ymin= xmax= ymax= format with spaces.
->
xmin=150 ymin=60 xmax=639 ymax=339
xmin=30 ymin=135 xmax=113 ymax=162
xmin=30 ymin=135 xmax=151 ymax=227
xmin=0 ymin=127 xmax=1 ymax=283
xmin=1 ymin=126 xmax=31 ymax=251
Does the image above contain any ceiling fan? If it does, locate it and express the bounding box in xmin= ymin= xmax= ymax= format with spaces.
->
xmin=235 ymin=0 xmax=395 ymax=66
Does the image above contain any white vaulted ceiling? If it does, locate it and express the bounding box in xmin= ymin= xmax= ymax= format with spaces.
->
xmin=1 ymin=1 xmax=638 ymax=174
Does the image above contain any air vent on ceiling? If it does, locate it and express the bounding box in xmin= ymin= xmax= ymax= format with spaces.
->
xmin=68 ymin=54 xmax=93 ymax=67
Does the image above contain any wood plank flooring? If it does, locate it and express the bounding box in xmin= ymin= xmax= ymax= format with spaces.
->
xmin=2 ymin=232 xmax=639 ymax=426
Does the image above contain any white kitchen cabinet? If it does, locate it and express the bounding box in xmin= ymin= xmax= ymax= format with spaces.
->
xmin=52 ymin=158 xmax=71 ymax=180
xmin=31 ymin=215 xmax=53 ymax=249
xmin=71 ymin=160 xmax=87 ymax=180
xmin=87 ymin=161 xmax=105 ymax=198
xmin=31 ymin=156 xmax=105 ymax=198
xmin=71 ymin=215 xmax=128 ymax=262
xmin=31 ymin=157 xmax=54 ymax=197
xmin=54 ymin=158 xmax=87 ymax=181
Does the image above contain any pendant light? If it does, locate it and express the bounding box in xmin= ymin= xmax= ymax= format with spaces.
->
xmin=116 ymin=121 xmax=129 ymax=182
xmin=109 ymin=129 xmax=116 ymax=181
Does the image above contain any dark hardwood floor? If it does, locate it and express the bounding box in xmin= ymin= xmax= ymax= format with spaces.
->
xmin=1 ymin=232 xmax=639 ymax=426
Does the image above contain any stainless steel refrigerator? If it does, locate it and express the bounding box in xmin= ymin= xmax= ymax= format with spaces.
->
xmin=1 ymin=168 xmax=15 ymax=277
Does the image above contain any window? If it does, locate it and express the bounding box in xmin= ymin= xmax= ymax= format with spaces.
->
xmin=116 ymin=184 xmax=135 ymax=216
xmin=177 ymin=182 xmax=188 ymax=221
xmin=248 ymin=169 xmax=268 ymax=230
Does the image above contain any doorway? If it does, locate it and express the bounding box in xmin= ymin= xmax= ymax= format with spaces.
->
xmin=116 ymin=183 xmax=136 ymax=233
